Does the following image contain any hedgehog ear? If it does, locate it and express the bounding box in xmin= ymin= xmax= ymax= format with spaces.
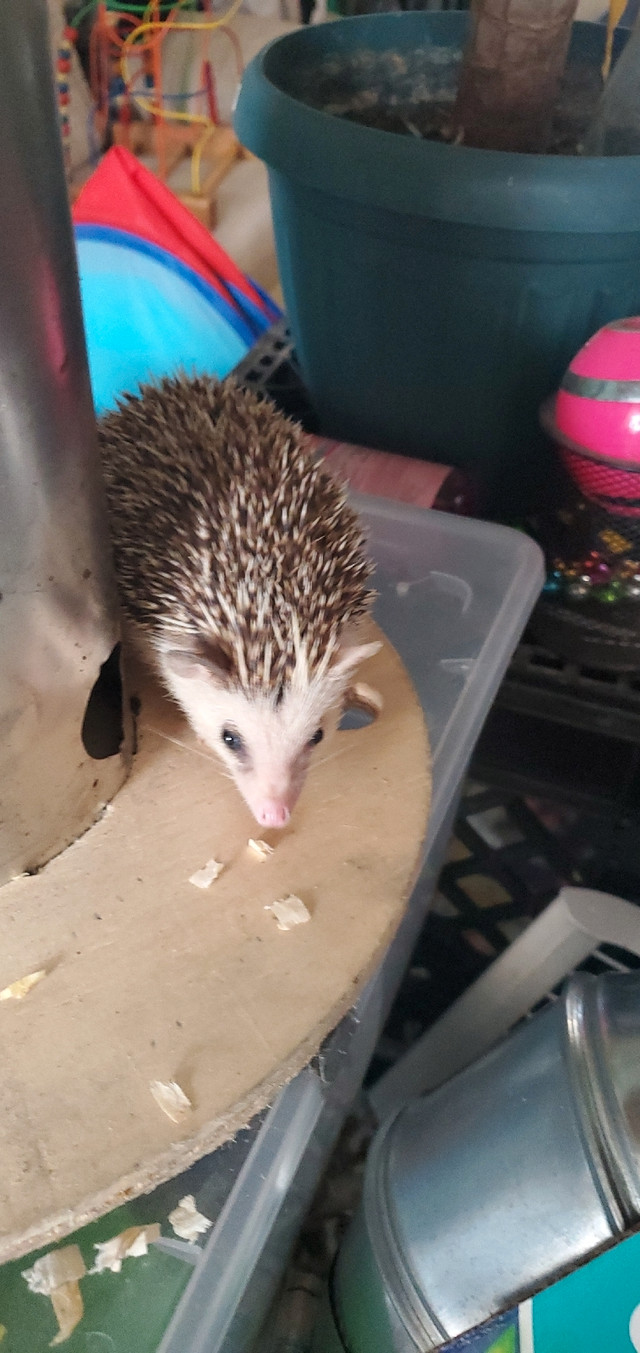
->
xmin=163 ymin=640 xmax=235 ymax=686
xmin=329 ymin=640 xmax=382 ymax=682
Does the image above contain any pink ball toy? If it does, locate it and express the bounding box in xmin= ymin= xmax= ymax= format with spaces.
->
xmin=543 ymin=317 xmax=640 ymax=517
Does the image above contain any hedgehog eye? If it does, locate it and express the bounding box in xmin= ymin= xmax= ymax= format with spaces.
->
xmin=222 ymin=727 xmax=244 ymax=754
xmin=310 ymin=728 xmax=324 ymax=747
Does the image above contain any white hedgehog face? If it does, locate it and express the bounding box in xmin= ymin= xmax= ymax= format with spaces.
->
xmin=157 ymin=638 xmax=380 ymax=828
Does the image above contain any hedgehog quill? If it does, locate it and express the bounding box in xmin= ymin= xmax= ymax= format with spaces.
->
xmin=98 ymin=375 xmax=380 ymax=828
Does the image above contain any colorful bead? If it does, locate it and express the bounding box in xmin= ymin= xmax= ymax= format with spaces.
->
xmin=599 ymin=528 xmax=632 ymax=554
xmin=57 ymin=33 xmax=72 ymax=170
xmin=566 ymin=580 xmax=590 ymax=600
xmin=596 ymin=585 xmax=622 ymax=603
xmin=624 ymin=583 xmax=640 ymax=600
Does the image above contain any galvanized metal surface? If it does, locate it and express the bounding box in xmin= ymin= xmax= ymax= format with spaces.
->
xmin=0 ymin=0 xmax=129 ymax=886
xmin=334 ymin=970 xmax=640 ymax=1351
xmin=566 ymin=971 xmax=640 ymax=1225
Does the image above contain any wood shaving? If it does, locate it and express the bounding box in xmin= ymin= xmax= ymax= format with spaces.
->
xmin=264 ymin=895 xmax=311 ymax=931
xmin=188 ymin=859 xmax=224 ymax=889
xmin=150 ymin=1079 xmax=192 ymax=1123
xmin=0 ymin=969 xmax=46 ymax=1001
xmin=0 ymin=1324 xmax=6 ymax=1342
xmin=22 ymin=1246 xmax=86 ymax=1347
xmin=247 ymin=839 xmax=274 ymax=862
xmin=50 ymin=1284 xmax=84 ymax=1346
xmin=22 ymin=1245 xmax=86 ymax=1296
xmin=168 ymin=1195 xmax=213 ymax=1243
xmin=89 ymin=1224 xmax=161 ymax=1274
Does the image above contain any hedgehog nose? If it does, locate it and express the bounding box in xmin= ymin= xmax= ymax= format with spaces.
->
xmin=257 ymin=800 xmax=291 ymax=828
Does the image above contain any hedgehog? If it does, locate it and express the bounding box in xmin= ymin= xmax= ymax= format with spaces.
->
xmin=98 ymin=373 xmax=380 ymax=828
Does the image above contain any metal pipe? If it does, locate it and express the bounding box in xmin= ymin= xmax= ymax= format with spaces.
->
xmin=0 ymin=0 xmax=130 ymax=886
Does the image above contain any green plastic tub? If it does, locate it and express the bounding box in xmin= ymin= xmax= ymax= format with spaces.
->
xmin=0 ymin=1201 xmax=194 ymax=1353
xmin=234 ymin=14 xmax=640 ymax=511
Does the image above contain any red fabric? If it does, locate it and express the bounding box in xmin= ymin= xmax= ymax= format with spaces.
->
xmin=73 ymin=146 xmax=267 ymax=313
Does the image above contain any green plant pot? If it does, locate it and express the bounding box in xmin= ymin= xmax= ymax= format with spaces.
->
xmin=235 ymin=14 xmax=640 ymax=512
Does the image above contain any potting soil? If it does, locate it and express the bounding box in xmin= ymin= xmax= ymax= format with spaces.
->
xmin=290 ymin=45 xmax=603 ymax=154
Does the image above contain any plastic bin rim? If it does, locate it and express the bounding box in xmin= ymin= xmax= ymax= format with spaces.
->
xmin=234 ymin=14 xmax=640 ymax=234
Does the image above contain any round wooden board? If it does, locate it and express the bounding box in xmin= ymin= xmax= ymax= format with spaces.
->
xmin=0 ymin=621 xmax=430 ymax=1262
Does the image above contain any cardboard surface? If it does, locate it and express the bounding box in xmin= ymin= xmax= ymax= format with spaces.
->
xmin=0 ymin=624 xmax=429 ymax=1262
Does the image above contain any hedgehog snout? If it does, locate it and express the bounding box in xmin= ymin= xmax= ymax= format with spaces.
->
xmin=239 ymin=765 xmax=305 ymax=830
xmin=255 ymin=799 xmax=291 ymax=829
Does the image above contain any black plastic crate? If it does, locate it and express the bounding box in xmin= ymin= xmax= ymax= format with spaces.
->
xmin=233 ymin=320 xmax=319 ymax=431
xmin=494 ymin=636 xmax=640 ymax=743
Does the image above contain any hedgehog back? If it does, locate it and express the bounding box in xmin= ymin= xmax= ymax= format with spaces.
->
xmin=98 ymin=375 xmax=374 ymax=691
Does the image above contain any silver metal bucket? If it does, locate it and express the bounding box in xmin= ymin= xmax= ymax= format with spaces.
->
xmin=0 ymin=1 xmax=130 ymax=886
xmin=328 ymin=970 xmax=640 ymax=1352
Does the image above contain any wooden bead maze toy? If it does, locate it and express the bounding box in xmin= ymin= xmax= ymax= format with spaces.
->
xmin=88 ymin=1 xmax=248 ymax=227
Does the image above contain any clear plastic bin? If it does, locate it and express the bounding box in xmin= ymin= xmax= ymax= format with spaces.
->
xmin=154 ymin=502 xmax=544 ymax=1353
xmin=0 ymin=503 xmax=542 ymax=1352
